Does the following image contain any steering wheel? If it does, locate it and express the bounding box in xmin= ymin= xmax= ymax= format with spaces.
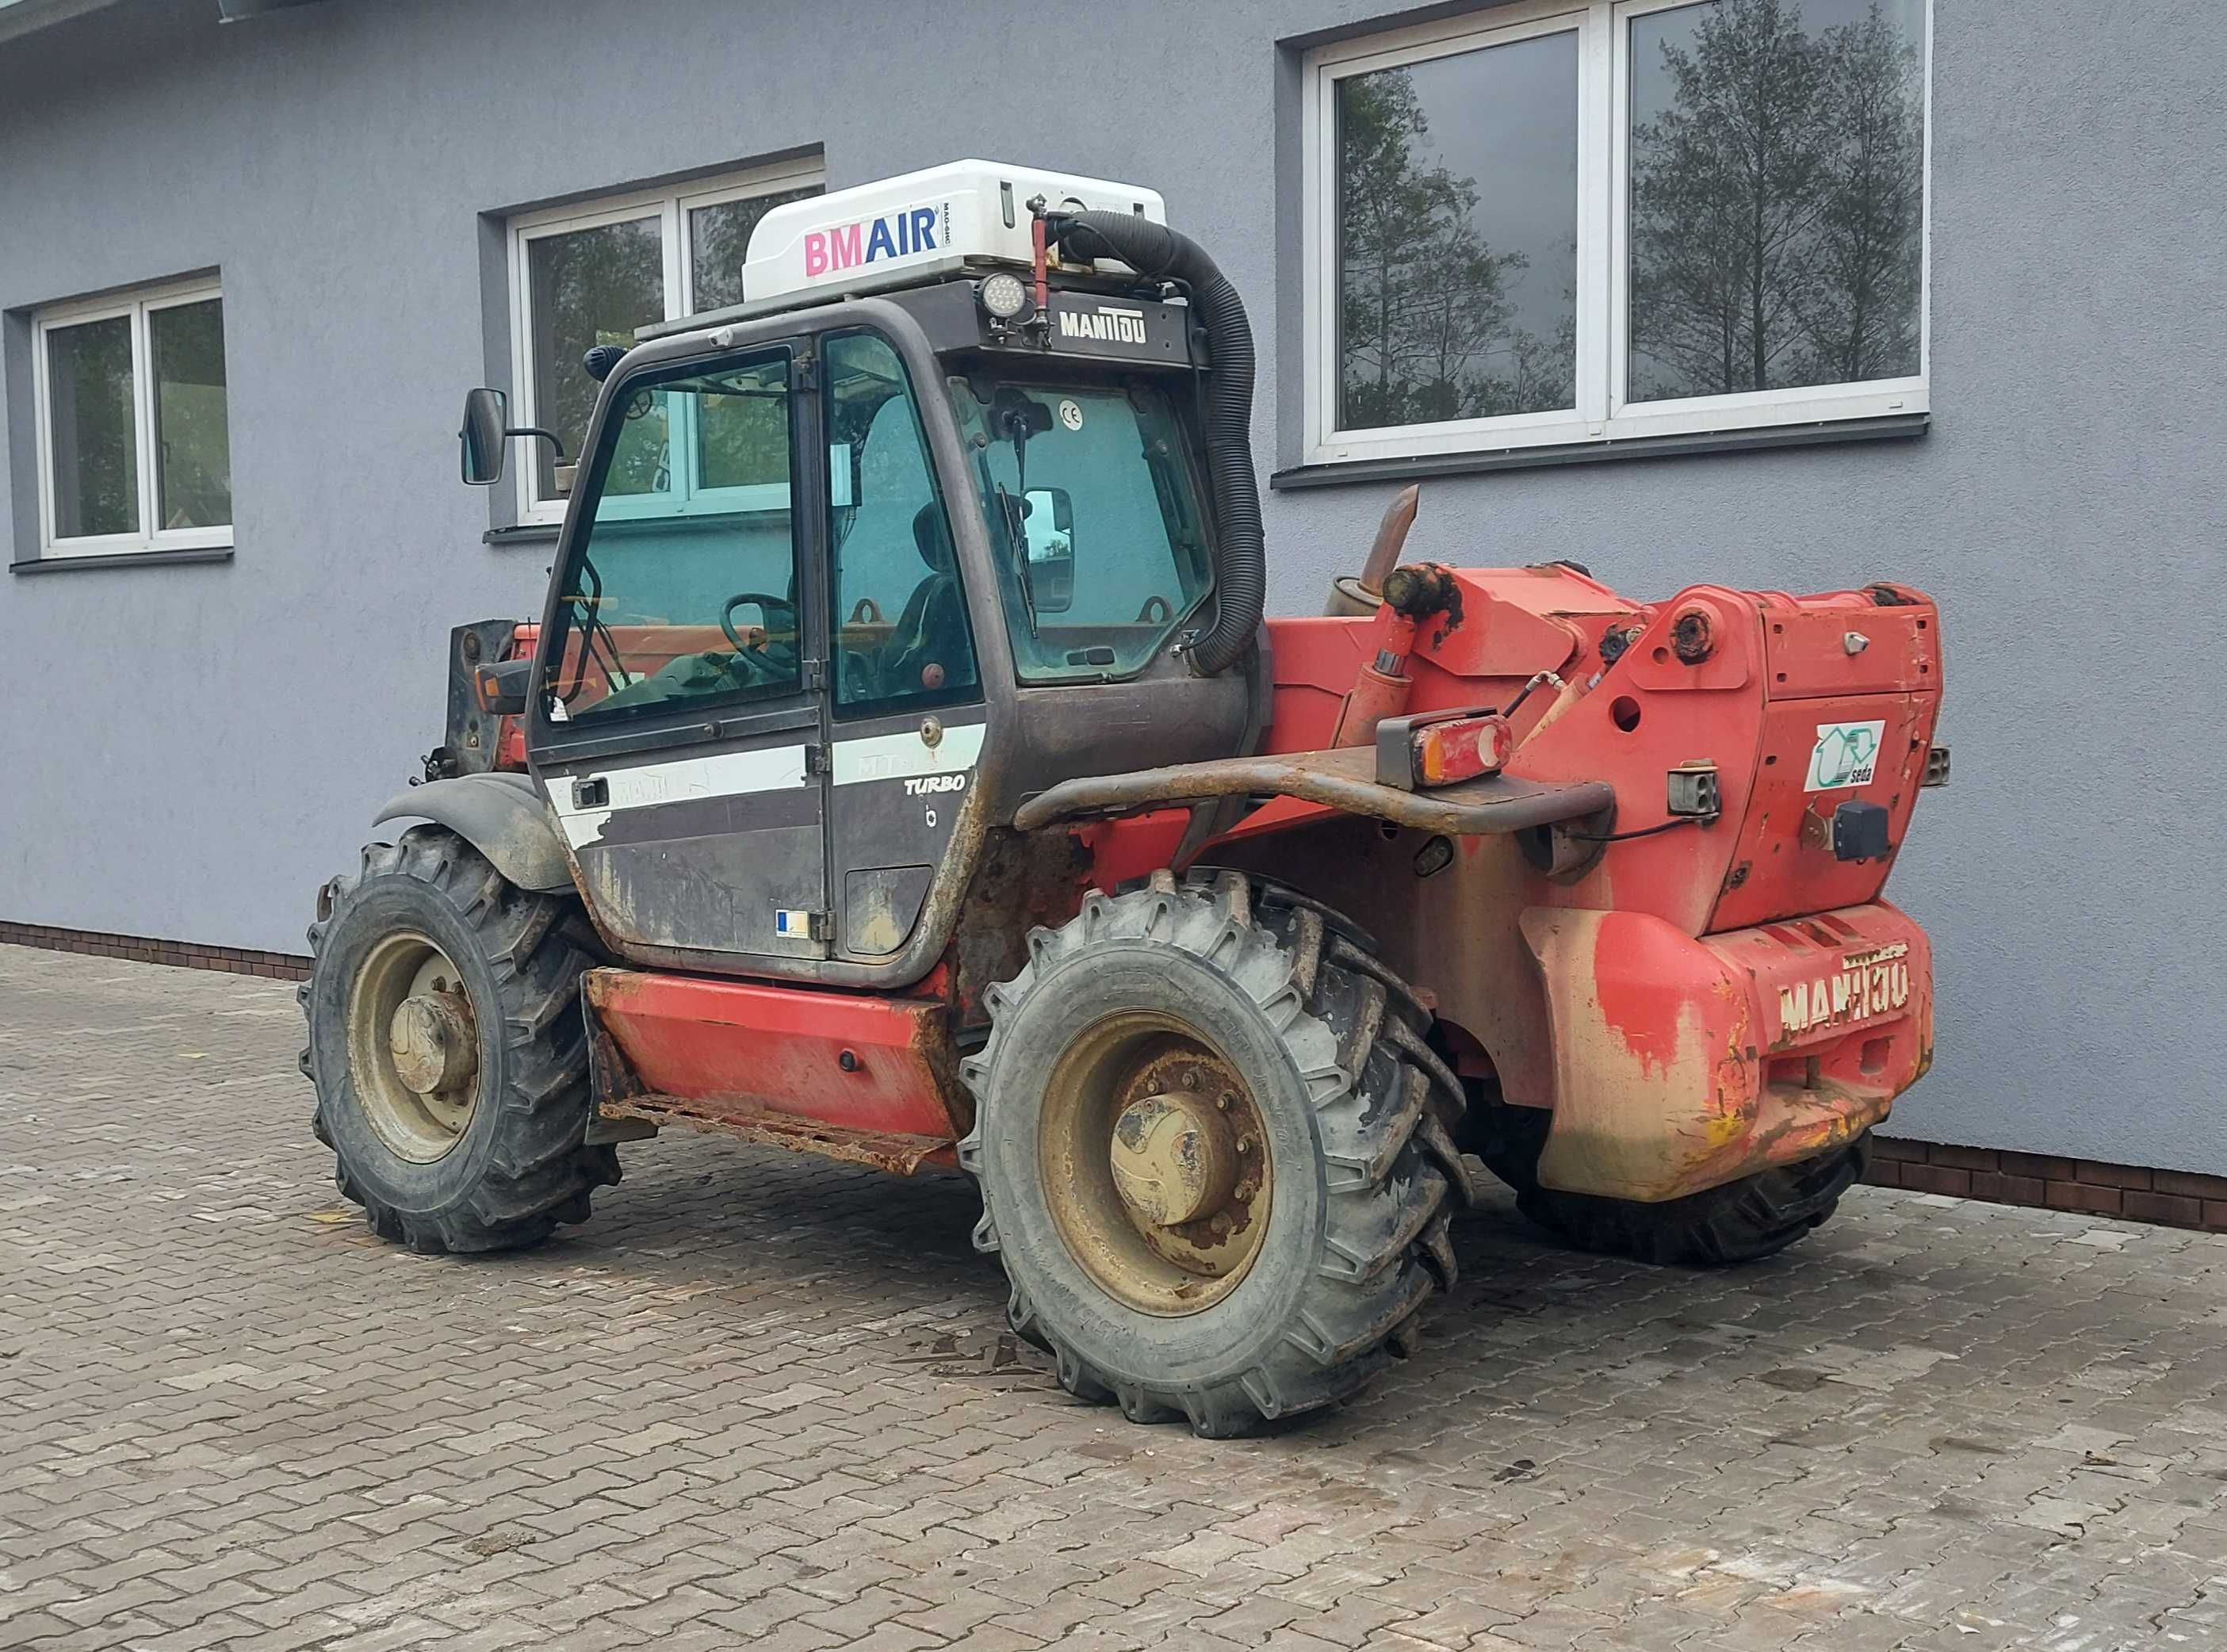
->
xmin=721 ymin=591 xmax=794 ymax=655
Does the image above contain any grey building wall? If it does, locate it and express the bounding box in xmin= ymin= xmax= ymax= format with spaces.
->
xmin=2 ymin=0 xmax=2221 ymax=1174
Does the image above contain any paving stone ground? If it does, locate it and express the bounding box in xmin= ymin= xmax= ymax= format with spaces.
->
xmin=3 ymin=942 xmax=2224 ymax=1652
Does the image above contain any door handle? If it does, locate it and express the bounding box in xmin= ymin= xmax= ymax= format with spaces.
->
xmin=572 ymin=776 xmax=609 ymax=809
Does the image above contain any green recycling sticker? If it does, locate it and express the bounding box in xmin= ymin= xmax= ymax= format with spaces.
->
xmin=1804 ymin=720 xmax=1885 ymax=791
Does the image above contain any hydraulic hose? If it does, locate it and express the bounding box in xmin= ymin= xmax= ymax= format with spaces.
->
xmin=1044 ymin=210 xmax=1263 ymax=678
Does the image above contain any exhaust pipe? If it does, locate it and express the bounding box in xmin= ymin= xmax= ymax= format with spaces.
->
xmin=1044 ymin=210 xmax=1261 ymax=679
xmin=1325 ymin=484 xmax=1420 ymax=616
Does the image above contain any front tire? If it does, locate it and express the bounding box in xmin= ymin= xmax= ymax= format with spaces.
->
xmin=300 ymin=826 xmax=618 ymax=1252
xmin=1471 ymin=1088 xmax=1868 ymax=1265
xmin=961 ymin=871 xmax=1473 ymax=1437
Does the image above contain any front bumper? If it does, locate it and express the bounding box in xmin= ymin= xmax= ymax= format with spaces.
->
xmin=1519 ymin=901 xmax=1933 ymax=1203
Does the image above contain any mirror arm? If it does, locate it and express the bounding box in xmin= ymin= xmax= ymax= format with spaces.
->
xmin=504 ymin=426 xmax=568 ymax=463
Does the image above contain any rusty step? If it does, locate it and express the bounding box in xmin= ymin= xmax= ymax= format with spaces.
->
xmin=599 ymin=1092 xmax=956 ymax=1176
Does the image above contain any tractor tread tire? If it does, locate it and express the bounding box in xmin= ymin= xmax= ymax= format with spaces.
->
xmin=300 ymin=826 xmax=617 ymax=1255
xmin=1473 ymin=1091 xmax=1867 ymax=1266
xmin=961 ymin=870 xmax=1468 ymax=1439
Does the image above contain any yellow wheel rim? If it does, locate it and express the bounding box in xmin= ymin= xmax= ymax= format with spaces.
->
xmin=1039 ymin=1013 xmax=1272 ymax=1317
xmin=346 ymin=931 xmax=480 ymax=1164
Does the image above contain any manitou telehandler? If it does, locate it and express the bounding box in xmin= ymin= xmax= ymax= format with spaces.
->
xmin=301 ymin=162 xmax=1947 ymax=1436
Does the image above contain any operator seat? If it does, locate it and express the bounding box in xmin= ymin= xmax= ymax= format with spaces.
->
xmin=885 ymin=503 xmax=974 ymax=695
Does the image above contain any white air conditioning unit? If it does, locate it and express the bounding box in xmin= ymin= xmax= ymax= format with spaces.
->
xmin=742 ymin=160 xmax=1167 ymax=304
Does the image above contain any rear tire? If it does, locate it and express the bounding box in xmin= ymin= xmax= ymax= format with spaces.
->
xmin=1471 ymin=1088 xmax=1868 ymax=1265
xmin=300 ymin=826 xmax=618 ymax=1253
xmin=961 ymin=871 xmax=1474 ymax=1438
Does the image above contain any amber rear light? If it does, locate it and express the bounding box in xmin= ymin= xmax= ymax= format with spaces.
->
xmin=1411 ymin=713 xmax=1513 ymax=787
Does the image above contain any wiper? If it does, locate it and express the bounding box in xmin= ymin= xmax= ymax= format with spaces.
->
xmin=993 ymin=482 xmax=1041 ymax=634
xmin=986 ymin=388 xmax=1052 ymax=493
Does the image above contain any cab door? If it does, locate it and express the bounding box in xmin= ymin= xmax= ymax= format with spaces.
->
xmin=526 ymin=343 xmax=834 ymax=963
xmin=819 ymin=330 xmax=988 ymax=961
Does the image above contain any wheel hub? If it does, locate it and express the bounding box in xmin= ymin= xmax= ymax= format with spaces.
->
xmin=1110 ymin=1091 xmax=1238 ymax=1228
xmin=388 ymin=992 xmax=477 ymax=1096
xmin=345 ymin=933 xmax=482 ymax=1164
xmin=1039 ymin=1023 xmax=1272 ymax=1317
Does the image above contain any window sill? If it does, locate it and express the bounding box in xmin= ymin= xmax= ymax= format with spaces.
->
xmin=484 ymin=522 xmax=561 ymax=547
xmin=1272 ymin=413 xmax=1929 ymax=491
xmin=12 ymin=545 xmax=235 ymax=575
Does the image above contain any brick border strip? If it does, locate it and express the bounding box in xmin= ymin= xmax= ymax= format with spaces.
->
xmin=1 ymin=920 xmax=308 ymax=981
xmin=1868 ymin=1138 xmax=2227 ymax=1234
xmin=6 ymin=920 xmax=2222 ymax=1237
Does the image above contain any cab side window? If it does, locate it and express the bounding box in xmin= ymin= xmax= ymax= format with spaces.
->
xmin=825 ymin=332 xmax=979 ymax=715
xmin=545 ymin=352 xmax=803 ymax=726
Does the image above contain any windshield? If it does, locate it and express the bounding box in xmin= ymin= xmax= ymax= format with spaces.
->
xmin=946 ymin=373 xmax=1214 ymax=683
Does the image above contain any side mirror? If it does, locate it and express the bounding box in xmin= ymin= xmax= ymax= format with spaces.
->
xmin=460 ymin=388 xmax=568 ymax=488
xmin=460 ymin=388 xmax=508 ymax=486
xmin=1020 ymin=487 xmax=1074 ymax=614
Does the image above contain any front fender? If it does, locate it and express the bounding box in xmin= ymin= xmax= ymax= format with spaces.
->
xmin=373 ymin=773 xmax=572 ymax=894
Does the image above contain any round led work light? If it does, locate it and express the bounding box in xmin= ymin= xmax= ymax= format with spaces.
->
xmin=979 ymin=272 xmax=1032 ymax=321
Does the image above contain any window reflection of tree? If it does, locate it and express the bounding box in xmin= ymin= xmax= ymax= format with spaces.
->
xmin=689 ymin=187 xmax=820 ymax=313
xmin=1337 ymin=67 xmax=1577 ymax=428
xmin=51 ymin=319 xmax=140 ymax=536
xmin=532 ymin=220 xmax=664 ymax=495
xmin=1631 ymin=0 xmax=1924 ymax=400
xmin=1334 ymin=0 xmax=1923 ymax=428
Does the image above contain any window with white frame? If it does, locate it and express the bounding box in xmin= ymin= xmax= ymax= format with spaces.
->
xmin=507 ymin=159 xmax=824 ymax=522
xmin=32 ymin=278 xmax=231 ymax=557
xmin=1302 ymin=0 xmax=1929 ymax=468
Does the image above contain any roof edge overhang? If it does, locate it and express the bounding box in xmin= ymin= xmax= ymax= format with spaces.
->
xmin=0 ymin=0 xmax=124 ymax=48
xmin=0 ymin=0 xmax=329 ymax=48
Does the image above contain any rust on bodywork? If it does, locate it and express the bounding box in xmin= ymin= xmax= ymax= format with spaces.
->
xmin=1380 ymin=561 xmax=1465 ymax=650
xmin=947 ymin=827 xmax=1091 ymax=1029
xmin=581 ymin=999 xmax=661 ymax=1145
xmin=600 ymin=1093 xmax=955 ymax=1175
xmin=1670 ymin=606 xmax=1715 ymax=665
xmin=1518 ymin=903 xmax=1930 ymax=1202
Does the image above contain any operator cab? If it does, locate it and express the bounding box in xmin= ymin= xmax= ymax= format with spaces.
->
xmin=460 ymin=163 xmax=1250 ymax=980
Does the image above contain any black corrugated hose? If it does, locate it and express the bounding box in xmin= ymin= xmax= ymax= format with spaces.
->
xmin=1043 ymin=211 xmax=1263 ymax=679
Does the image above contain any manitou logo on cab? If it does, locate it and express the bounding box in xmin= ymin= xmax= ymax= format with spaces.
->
xmin=802 ymin=205 xmax=947 ymax=277
xmin=1058 ymin=305 xmax=1149 ymax=344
